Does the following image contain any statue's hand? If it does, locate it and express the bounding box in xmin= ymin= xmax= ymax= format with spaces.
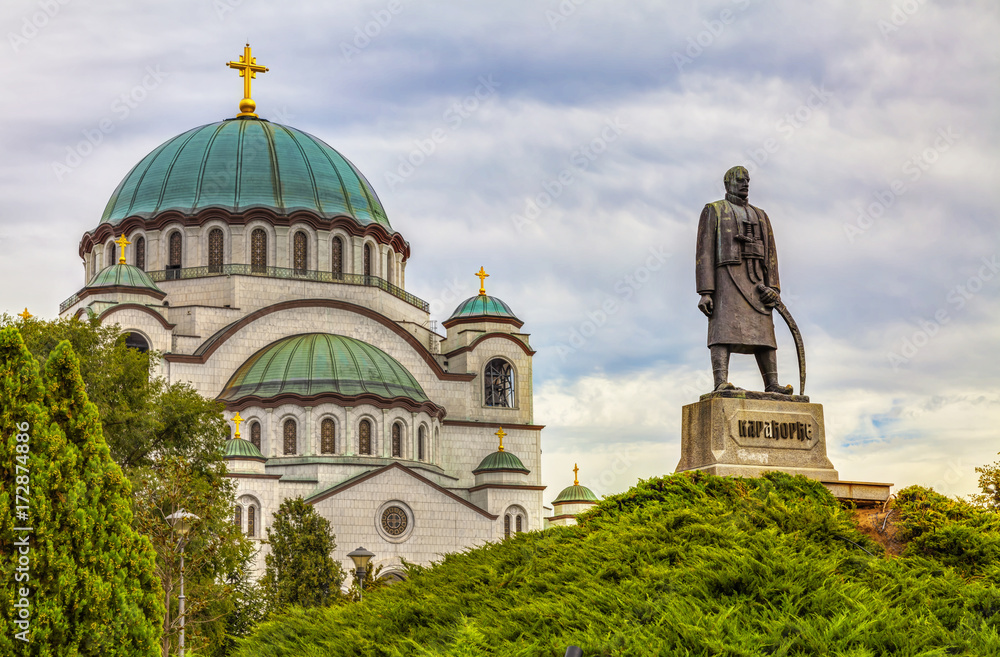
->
xmin=759 ymin=287 xmax=779 ymax=307
xmin=698 ymin=294 xmax=713 ymax=317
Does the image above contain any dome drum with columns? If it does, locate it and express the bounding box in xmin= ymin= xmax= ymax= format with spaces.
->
xmin=59 ymin=46 xmax=554 ymax=580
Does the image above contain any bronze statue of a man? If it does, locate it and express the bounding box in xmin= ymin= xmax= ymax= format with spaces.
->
xmin=696 ymin=166 xmax=793 ymax=395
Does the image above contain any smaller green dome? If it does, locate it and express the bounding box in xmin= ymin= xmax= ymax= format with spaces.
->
xmin=553 ymin=484 xmax=598 ymax=504
xmin=445 ymin=295 xmax=521 ymax=326
xmin=473 ymin=450 xmax=529 ymax=474
xmin=224 ymin=438 xmax=265 ymax=462
xmin=87 ymin=264 xmax=164 ymax=293
xmin=219 ymin=333 xmax=428 ymax=403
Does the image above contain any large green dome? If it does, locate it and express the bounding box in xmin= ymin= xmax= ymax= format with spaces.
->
xmin=100 ymin=117 xmax=389 ymax=229
xmin=219 ymin=333 xmax=427 ymax=403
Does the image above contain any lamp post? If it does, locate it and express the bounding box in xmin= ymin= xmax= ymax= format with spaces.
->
xmin=166 ymin=509 xmax=199 ymax=657
xmin=347 ymin=547 xmax=375 ymax=602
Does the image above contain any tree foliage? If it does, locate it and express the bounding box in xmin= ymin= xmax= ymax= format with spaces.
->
xmin=260 ymin=498 xmax=345 ymax=613
xmin=0 ymin=327 xmax=163 ymax=656
xmin=237 ymin=472 xmax=1000 ymax=656
xmin=972 ymin=453 xmax=1000 ymax=511
xmin=6 ymin=313 xmax=224 ymax=469
xmin=2 ymin=314 xmax=258 ymax=656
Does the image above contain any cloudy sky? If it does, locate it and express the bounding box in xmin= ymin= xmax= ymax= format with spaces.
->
xmin=1 ymin=0 xmax=997 ymax=502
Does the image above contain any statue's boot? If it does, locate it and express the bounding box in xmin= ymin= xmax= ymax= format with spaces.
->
xmin=710 ymin=346 xmax=743 ymax=392
xmin=757 ymin=348 xmax=793 ymax=395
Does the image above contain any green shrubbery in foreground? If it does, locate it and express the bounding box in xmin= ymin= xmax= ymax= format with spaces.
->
xmin=235 ymin=472 xmax=1000 ymax=656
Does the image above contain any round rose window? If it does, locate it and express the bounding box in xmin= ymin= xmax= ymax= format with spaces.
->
xmin=381 ymin=506 xmax=408 ymax=536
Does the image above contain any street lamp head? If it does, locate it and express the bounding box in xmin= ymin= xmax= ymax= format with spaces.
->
xmin=347 ymin=546 xmax=375 ymax=572
xmin=165 ymin=509 xmax=200 ymax=536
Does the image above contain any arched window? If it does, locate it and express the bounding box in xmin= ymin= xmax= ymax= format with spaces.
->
xmin=417 ymin=426 xmax=426 ymax=461
xmin=484 ymin=358 xmax=514 ymax=407
xmin=321 ymin=418 xmax=336 ymax=454
xmin=135 ymin=236 xmax=146 ymax=270
xmin=391 ymin=422 xmax=402 ymax=458
xmin=168 ymin=232 xmax=183 ymax=279
xmin=250 ymin=421 xmax=261 ymax=450
xmin=386 ymin=252 xmax=393 ymax=285
xmin=516 ymin=515 xmax=523 ymax=533
xmin=504 ymin=514 xmax=511 ymax=539
xmin=359 ymin=419 xmax=372 ymax=455
xmin=107 ymin=243 xmax=116 ymax=267
xmin=283 ymin=419 xmax=297 ymax=455
xmin=363 ymin=243 xmax=373 ymax=278
xmin=331 ymin=236 xmax=344 ymax=278
xmin=247 ymin=505 xmax=256 ymax=538
xmin=293 ymin=231 xmax=308 ymax=274
xmin=125 ymin=332 xmax=149 ymax=353
xmin=234 ymin=505 xmax=242 ymax=531
xmin=208 ymin=228 xmax=224 ymax=272
xmin=251 ymin=228 xmax=267 ymax=273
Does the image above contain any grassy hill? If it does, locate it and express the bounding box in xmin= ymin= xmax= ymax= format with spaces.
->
xmin=234 ymin=472 xmax=1000 ymax=656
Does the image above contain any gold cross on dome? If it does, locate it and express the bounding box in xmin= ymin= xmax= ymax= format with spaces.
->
xmin=496 ymin=427 xmax=506 ymax=452
xmin=18 ymin=308 xmax=32 ymax=321
xmin=227 ymin=43 xmax=268 ymax=118
xmin=573 ymin=463 xmax=579 ymax=486
xmin=475 ymin=267 xmax=489 ymax=296
xmin=114 ymin=234 xmax=131 ymax=264
xmin=232 ymin=412 xmax=244 ymax=439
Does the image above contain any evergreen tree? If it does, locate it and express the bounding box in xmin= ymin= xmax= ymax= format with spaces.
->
xmin=3 ymin=313 xmax=261 ymax=655
xmin=0 ymin=326 xmax=56 ymax=655
xmin=0 ymin=328 xmax=163 ymax=655
xmin=261 ymin=498 xmax=345 ymax=613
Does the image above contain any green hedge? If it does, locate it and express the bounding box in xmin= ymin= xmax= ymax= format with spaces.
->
xmin=235 ymin=472 xmax=1000 ymax=656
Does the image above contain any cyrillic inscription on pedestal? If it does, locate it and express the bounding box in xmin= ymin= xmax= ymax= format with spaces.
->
xmin=730 ymin=410 xmax=817 ymax=450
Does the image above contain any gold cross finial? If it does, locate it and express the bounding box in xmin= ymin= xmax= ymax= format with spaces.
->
xmin=496 ymin=426 xmax=506 ymax=452
xmin=226 ymin=43 xmax=268 ymax=118
xmin=475 ymin=267 xmax=489 ymax=296
xmin=18 ymin=308 xmax=32 ymax=321
xmin=573 ymin=463 xmax=579 ymax=486
xmin=232 ymin=412 xmax=244 ymax=440
xmin=114 ymin=234 xmax=131 ymax=265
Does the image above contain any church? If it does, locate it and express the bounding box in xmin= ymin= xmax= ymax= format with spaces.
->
xmin=56 ymin=46 xmax=596 ymax=579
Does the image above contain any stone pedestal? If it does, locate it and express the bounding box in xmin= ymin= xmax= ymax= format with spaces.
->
xmin=676 ymin=391 xmax=839 ymax=481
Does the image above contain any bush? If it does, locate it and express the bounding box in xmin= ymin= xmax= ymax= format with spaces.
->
xmin=233 ymin=471 xmax=1000 ymax=656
